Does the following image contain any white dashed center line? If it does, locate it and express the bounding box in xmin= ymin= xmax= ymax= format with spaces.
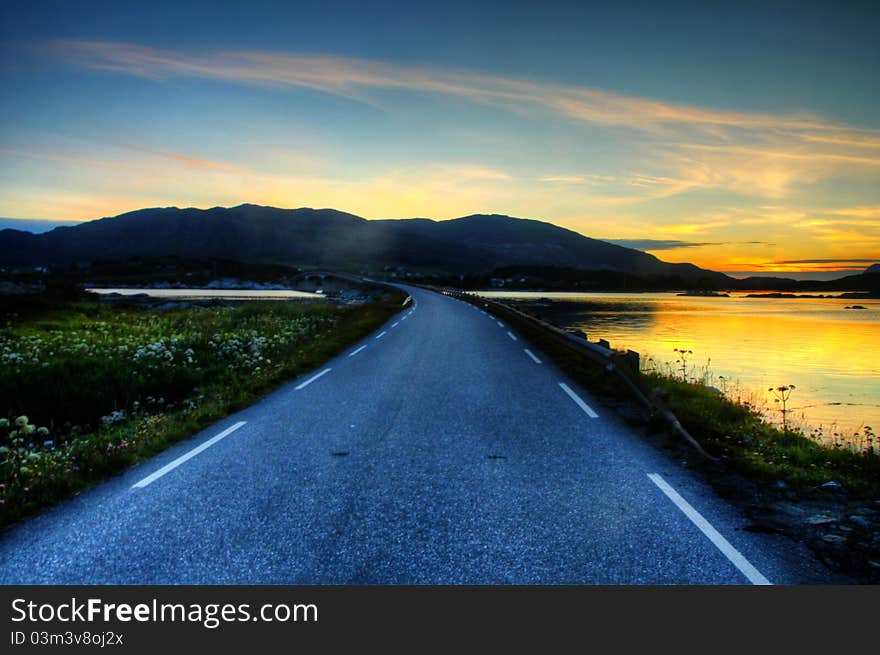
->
xmin=507 ymin=331 xmax=518 ymax=341
xmin=295 ymin=368 xmax=332 ymax=390
xmin=647 ymin=473 xmax=772 ymax=585
xmin=375 ymin=331 xmax=387 ymax=339
xmin=348 ymin=345 xmax=367 ymax=357
xmin=558 ymin=382 xmax=599 ymax=418
xmin=524 ymin=349 xmax=542 ymax=364
xmin=132 ymin=421 xmax=247 ymax=489
xmin=497 ymin=321 xmax=504 ymax=327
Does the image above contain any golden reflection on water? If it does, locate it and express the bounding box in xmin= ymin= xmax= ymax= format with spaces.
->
xmin=480 ymin=291 xmax=880 ymax=445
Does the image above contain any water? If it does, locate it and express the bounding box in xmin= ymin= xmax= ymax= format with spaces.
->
xmin=479 ymin=291 xmax=880 ymax=444
xmin=87 ymin=288 xmax=324 ymax=300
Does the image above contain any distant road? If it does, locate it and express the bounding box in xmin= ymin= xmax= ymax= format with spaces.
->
xmin=0 ymin=286 xmax=841 ymax=583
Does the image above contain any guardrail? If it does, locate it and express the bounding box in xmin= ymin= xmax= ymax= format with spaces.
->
xmin=435 ymin=287 xmax=716 ymax=460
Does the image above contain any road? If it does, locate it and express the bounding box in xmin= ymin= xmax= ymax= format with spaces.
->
xmin=0 ymin=286 xmax=840 ymax=583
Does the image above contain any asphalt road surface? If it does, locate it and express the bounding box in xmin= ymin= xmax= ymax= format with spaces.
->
xmin=0 ymin=286 xmax=842 ymax=583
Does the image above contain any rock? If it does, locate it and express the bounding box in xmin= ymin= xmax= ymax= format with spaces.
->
xmin=822 ymin=534 xmax=847 ymax=544
xmin=850 ymin=515 xmax=871 ymax=528
xmin=774 ymin=480 xmax=788 ymax=490
xmin=807 ymin=514 xmax=838 ymax=526
xmin=819 ymin=481 xmax=846 ymax=493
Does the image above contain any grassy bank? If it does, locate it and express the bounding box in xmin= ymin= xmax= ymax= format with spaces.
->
xmin=1 ymin=290 xmax=403 ymax=527
xmin=643 ymin=373 xmax=880 ymax=495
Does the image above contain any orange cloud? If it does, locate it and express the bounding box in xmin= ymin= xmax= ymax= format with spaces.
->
xmin=132 ymin=148 xmax=239 ymax=171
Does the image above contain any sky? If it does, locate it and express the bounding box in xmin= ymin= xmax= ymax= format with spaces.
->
xmin=1 ymin=1 xmax=878 ymax=279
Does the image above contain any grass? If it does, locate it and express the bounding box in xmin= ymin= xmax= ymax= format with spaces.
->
xmin=1 ymin=290 xmax=404 ymax=527
xmin=643 ymin=372 xmax=880 ymax=496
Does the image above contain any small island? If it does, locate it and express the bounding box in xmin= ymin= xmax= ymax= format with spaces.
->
xmin=676 ymin=290 xmax=730 ymax=297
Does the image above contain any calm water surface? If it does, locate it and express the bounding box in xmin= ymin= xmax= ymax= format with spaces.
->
xmin=479 ymin=291 xmax=880 ymax=441
xmin=87 ymin=288 xmax=323 ymax=300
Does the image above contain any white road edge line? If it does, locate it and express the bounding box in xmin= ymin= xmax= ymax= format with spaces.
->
xmin=295 ymin=368 xmax=332 ymax=390
xmin=348 ymin=345 xmax=367 ymax=357
xmin=524 ymin=349 xmax=542 ymax=364
xmin=647 ymin=473 xmax=772 ymax=585
xmin=507 ymin=331 xmax=518 ymax=341
xmin=375 ymin=331 xmax=387 ymax=339
xmin=558 ymin=382 xmax=599 ymax=418
xmin=132 ymin=421 xmax=247 ymax=489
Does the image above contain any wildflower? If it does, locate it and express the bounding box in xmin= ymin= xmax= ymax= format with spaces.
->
xmin=0 ymin=418 xmax=8 ymax=428
xmin=37 ymin=427 xmax=49 ymax=437
xmin=43 ymin=440 xmax=54 ymax=448
xmin=15 ymin=416 xmax=28 ymax=427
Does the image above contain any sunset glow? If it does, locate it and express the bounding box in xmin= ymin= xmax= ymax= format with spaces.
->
xmin=1 ymin=2 xmax=878 ymax=278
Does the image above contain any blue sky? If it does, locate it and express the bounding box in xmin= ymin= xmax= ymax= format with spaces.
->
xmin=1 ymin=0 xmax=878 ymax=276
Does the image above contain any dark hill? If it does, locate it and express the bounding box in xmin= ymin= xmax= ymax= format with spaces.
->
xmin=0 ymin=204 xmax=730 ymax=283
xmin=376 ymin=214 xmax=722 ymax=280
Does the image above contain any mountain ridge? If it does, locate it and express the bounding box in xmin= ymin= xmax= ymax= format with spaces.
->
xmin=1 ymin=205 xmax=875 ymax=291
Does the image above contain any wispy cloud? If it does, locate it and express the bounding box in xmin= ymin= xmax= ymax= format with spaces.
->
xmin=49 ymin=40 xmax=841 ymax=134
xmin=30 ymin=40 xmax=879 ymax=207
xmin=770 ymin=258 xmax=878 ymax=265
xmin=541 ymin=175 xmax=590 ymax=184
xmin=605 ymin=239 xmax=721 ymax=250
xmin=1 ymin=144 xmax=239 ymax=174
xmin=0 ymin=140 xmax=519 ymax=221
xmin=47 ymin=40 xmax=880 ymax=158
xmin=607 ymin=239 xmax=775 ymax=251
xmin=538 ymin=171 xmax=702 ymax=204
xmin=131 ymin=148 xmax=239 ymax=171
xmin=827 ymin=206 xmax=880 ymax=218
